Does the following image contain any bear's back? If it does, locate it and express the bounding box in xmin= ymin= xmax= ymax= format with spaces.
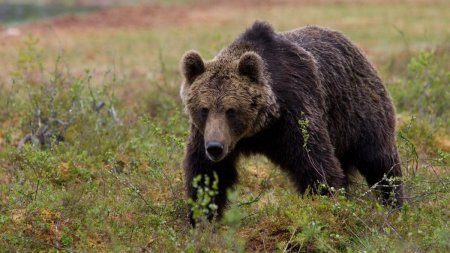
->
xmin=282 ymin=26 xmax=396 ymax=156
xmin=282 ymin=26 xmax=379 ymax=89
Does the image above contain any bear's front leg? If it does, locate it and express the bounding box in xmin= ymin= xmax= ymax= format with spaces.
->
xmin=183 ymin=129 xmax=238 ymax=226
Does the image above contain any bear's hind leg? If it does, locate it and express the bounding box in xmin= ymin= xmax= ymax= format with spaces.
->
xmin=356 ymin=147 xmax=404 ymax=207
xmin=297 ymin=151 xmax=346 ymax=195
xmin=274 ymin=142 xmax=346 ymax=196
xmin=264 ymin=120 xmax=347 ymax=196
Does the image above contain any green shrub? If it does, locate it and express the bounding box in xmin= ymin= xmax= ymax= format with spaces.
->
xmin=390 ymin=50 xmax=450 ymax=128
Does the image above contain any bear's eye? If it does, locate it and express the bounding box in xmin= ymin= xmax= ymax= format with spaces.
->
xmin=200 ymin=108 xmax=209 ymax=120
xmin=226 ymin=108 xmax=237 ymax=120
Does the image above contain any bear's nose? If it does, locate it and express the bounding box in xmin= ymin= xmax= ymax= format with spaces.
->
xmin=206 ymin=141 xmax=224 ymax=160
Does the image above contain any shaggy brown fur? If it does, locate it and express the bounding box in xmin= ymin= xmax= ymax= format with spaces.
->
xmin=180 ymin=21 xmax=403 ymax=225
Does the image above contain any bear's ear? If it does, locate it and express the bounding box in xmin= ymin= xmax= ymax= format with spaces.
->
xmin=181 ymin=50 xmax=205 ymax=84
xmin=238 ymin=52 xmax=264 ymax=83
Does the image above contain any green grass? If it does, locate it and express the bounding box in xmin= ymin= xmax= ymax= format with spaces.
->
xmin=0 ymin=1 xmax=449 ymax=252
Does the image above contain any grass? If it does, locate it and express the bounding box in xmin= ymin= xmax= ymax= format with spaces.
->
xmin=0 ymin=0 xmax=449 ymax=252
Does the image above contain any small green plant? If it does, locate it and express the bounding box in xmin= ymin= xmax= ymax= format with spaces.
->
xmin=298 ymin=112 xmax=310 ymax=152
xmin=12 ymin=34 xmax=44 ymax=79
xmin=188 ymin=172 xmax=219 ymax=223
xmin=184 ymin=173 xmax=221 ymax=252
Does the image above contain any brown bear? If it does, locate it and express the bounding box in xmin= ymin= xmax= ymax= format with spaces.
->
xmin=180 ymin=21 xmax=403 ymax=225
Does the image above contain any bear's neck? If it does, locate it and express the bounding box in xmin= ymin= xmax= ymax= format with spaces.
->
xmin=248 ymin=95 xmax=280 ymax=137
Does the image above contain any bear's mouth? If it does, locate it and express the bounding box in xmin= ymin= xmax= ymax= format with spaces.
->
xmin=206 ymin=153 xmax=225 ymax=162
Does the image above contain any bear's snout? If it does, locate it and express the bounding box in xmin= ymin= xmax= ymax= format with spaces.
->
xmin=204 ymin=114 xmax=231 ymax=162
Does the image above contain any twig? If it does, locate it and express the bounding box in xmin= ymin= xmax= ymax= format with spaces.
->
xmin=55 ymin=221 xmax=60 ymax=252
xmin=282 ymin=227 xmax=297 ymax=253
xmin=34 ymin=179 xmax=40 ymax=201
xmin=384 ymin=209 xmax=423 ymax=253
xmin=238 ymin=190 xmax=265 ymax=207
xmin=17 ymin=133 xmax=33 ymax=150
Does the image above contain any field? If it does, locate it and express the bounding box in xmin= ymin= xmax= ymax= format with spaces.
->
xmin=0 ymin=0 xmax=449 ymax=252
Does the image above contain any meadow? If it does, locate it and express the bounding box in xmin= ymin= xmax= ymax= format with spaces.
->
xmin=0 ymin=0 xmax=449 ymax=251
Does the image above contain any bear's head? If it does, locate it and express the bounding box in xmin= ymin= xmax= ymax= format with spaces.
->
xmin=180 ymin=50 xmax=279 ymax=162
